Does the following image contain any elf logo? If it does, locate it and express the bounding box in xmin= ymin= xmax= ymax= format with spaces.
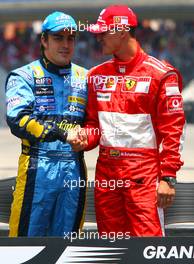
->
xmin=143 ymin=246 xmax=194 ymax=259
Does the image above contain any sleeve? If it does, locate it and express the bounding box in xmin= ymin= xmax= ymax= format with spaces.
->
xmin=156 ymin=70 xmax=185 ymax=179
xmin=6 ymin=73 xmax=67 ymax=143
xmin=84 ymin=72 xmax=101 ymax=151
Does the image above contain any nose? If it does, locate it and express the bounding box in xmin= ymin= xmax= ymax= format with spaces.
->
xmin=63 ymin=38 xmax=69 ymax=48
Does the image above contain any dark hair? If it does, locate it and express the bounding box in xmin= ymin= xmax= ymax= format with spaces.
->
xmin=40 ymin=32 xmax=48 ymax=56
xmin=129 ymin=27 xmax=136 ymax=38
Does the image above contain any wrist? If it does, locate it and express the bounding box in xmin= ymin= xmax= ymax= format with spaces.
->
xmin=56 ymin=125 xmax=68 ymax=142
xmin=161 ymin=176 xmax=177 ymax=187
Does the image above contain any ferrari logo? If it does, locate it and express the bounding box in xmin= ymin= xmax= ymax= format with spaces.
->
xmin=114 ymin=16 xmax=121 ymax=23
xmin=125 ymin=79 xmax=136 ymax=90
xmin=113 ymin=16 xmax=129 ymax=25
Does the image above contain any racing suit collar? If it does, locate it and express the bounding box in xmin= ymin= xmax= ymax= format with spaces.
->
xmin=113 ymin=43 xmax=146 ymax=74
xmin=40 ymin=56 xmax=72 ymax=75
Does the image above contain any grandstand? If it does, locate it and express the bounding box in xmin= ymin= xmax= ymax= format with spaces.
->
xmin=1 ymin=0 xmax=194 ymax=21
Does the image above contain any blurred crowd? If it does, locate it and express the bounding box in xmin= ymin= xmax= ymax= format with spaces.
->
xmin=0 ymin=19 xmax=194 ymax=85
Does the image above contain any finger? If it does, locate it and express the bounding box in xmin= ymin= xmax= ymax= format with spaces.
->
xmin=78 ymin=129 xmax=87 ymax=140
xmin=162 ymin=196 xmax=174 ymax=208
xmin=157 ymin=194 xmax=164 ymax=208
xmin=165 ymin=197 xmax=174 ymax=207
xmin=72 ymin=139 xmax=81 ymax=144
xmin=157 ymin=194 xmax=169 ymax=208
xmin=72 ymin=141 xmax=87 ymax=152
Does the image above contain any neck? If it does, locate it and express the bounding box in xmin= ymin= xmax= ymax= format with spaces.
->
xmin=40 ymin=54 xmax=71 ymax=75
xmin=114 ymin=38 xmax=138 ymax=62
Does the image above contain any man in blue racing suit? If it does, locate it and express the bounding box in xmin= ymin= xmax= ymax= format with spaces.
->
xmin=5 ymin=11 xmax=88 ymax=236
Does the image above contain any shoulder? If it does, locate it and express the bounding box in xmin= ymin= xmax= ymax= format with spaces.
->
xmin=6 ymin=60 xmax=44 ymax=91
xmin=7 ymin=60 xmax=41 ymax=84
xmin=88 ymin=59 xmax=114 ymax=76
xmin=72 ymin=63 xmax=88 ymax=77
xmin=143 ymin=55 xmax=174 ymax=74
xmin=143 ymin=55 xmax=182 ymax=84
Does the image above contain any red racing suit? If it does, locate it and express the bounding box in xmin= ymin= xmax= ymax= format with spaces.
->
xmin=84 ymin=44 xmax=185 ymax=236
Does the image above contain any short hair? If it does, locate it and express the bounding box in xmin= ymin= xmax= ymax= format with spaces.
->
xmin=40 ymin=32 xmax=48 ymax=56
xmin=129 ymin=27 xmax=136 ymax=38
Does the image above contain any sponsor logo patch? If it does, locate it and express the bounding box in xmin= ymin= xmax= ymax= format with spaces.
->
xmin=59 ymin=68 xmax=71 ymax=75
xmin=97 ymin=92 xmax=111 ymax=101
xmin=167 ymin=96 xmax=183 ymax=112
xmin=7 ymin=79 xmax=18 ymax=90
xmin=118 ymin=65 xmax=126 ymax=73
xmin=35 ymin=77 xmax=52 ymax=86
xmin=18 ymin=69 xmax=33 ymax=81
xmin=113 ymin=16 xmax=129 ymax=24
xmin=100 ymin=148 xmax=144 ymax=158
xmin=135 ymin=77 xmax=151 ymax=93
xmin=165 ymin=83 xmax=180 ymax=96
xmin=122 ymin=78 xmax=137 ymax=92
xmin=68 ymin=105 xmax=85 ymax=113
xmin=32 ymin=66 xmax=44 ymax=78
xmin=68 ymin=96 xmax=86 ymax=105
xmin=110 ymin=149 xmax=120 ymax=157
xmin=35 ymin=86 xmax=54 ymax=96
xmin=122 ymin=76 xmax=151 ymax=93
xmin=36 ymin=105 xmax=56 ymax=112
xmin=7 ymin=96 xmax=21 ymax=109
xmin=94 ymin=75 xmax=117 ymax=91
xmin=71 ymin=80 xmax=86 ymax=90
xmin=120 ymin=152 xmax=143 ymax=157
xmin=99 ymin=147 xmax=107 ymax=156
xmin=35 ymin=97 xmax=55 ymax=104
xmin=58 ymin=120 xmax=78 ymax=130
xmin=71 ymin=86 xmax=87 ymax=95
xmin=104 ymin=76 xmax=117 ymax=91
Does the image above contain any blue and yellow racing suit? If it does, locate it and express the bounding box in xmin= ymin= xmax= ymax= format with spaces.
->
xmin=5 ymin=57 xmax=88 ymax=236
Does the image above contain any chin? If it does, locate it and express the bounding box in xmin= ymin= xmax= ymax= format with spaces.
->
xmin=59 ymin=58 xmax=70 ymax=65
xmin=55 ymin=60 xmax=67 ymax=66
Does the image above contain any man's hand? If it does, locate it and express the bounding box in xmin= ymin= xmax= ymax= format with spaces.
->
xmin=157 ymin=180 xmax=175 ymax=208
xmin=66 ymin=125 xmax=81 ymax=143
xmin=67 ymin=126 xmax=88 ymax=152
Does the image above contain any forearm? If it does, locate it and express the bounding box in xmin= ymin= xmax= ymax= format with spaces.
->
xmin=157 ymin=72 xmax=185 ymax=178
xmin=7 ymin=112 xmax=67 ymax=143
xmin=83 ymin=125 xmax=100 ymax=151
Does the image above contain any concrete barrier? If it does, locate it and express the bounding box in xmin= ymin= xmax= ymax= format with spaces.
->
xmin=1 ymin=178 xmax=194 ymax=236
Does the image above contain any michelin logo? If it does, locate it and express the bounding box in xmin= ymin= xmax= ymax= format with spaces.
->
xmin=143 ymin=245 xmax=194 ymax=259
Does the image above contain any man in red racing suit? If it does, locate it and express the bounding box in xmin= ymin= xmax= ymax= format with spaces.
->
xmin=71 ymin=5 xmax=185 ymax=236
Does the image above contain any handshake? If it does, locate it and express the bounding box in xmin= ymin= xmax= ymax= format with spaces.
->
xmin=66 ymin=125 xmax=88 ymax=152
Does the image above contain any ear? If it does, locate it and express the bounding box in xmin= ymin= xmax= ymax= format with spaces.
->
xmin=120 ymin=29 xmax=128 ymax=39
